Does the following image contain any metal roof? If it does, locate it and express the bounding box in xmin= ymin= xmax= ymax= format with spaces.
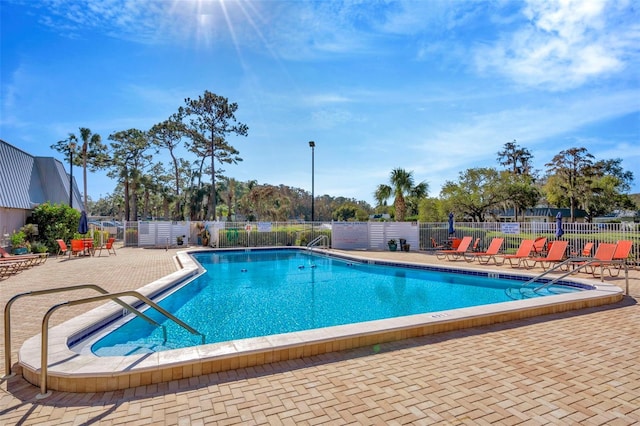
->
xmin=499 ymin=207 xmax=588 ymax=218
xmin=0 ymin=139 xmax=83 ymax=210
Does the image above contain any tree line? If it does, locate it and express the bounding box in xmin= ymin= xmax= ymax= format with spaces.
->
xmin=50 ymin=90 xmax=635 ymax=223
xmin=51 ymin=89 xmax=372 ymax=222
xmin=377 ymin=141 xmax=635 ymax=223
xmin=51 ymin=90 xmax=250 ymax=222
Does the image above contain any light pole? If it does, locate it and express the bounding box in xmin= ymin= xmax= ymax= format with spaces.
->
xmin=69 ymin=140 xmax=76 ymax=208
xmin=309 ymin=141 xmax=315 ymax=222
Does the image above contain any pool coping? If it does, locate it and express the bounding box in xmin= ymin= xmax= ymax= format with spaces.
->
xmin=18 ymin=248 xmax=624 ymax=393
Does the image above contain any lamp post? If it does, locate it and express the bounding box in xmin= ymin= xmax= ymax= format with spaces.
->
xmin=309 ymin=141 xmax=315 ymax=222
xmin=69 ymin=140 xmax=76 ymax=208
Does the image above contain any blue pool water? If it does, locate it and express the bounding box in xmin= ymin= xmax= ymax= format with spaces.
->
xmin=90 ymin=249 xmax=581 ymax=356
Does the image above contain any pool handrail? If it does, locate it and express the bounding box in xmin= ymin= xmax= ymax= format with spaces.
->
xmin=307 ymin=235 xmax=329 ymax=249
xmin=506 ymin=257 xmax=629 ymax=299
xmin=3 ymin=284 xmax=158 ymax=380
xmin=38 ymin=290 xmax=206 ymax=398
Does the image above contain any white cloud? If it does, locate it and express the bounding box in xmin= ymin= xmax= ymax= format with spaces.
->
xmin=475 ymin=0 xmax=638 ymax=91
xmin=304 ymin=94 xmax=353 ymax=106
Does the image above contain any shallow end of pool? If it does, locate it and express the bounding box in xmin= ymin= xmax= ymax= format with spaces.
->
xmin=18 ymin=248 xmax=624 ymax=393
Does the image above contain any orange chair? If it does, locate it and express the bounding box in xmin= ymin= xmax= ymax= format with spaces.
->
xmin=571 ymin=242 xmax=594 ymax=258
xmin=97 ymin=238 xmax=117 ymax=256
xmin=572 ymin=243 xmax=618 ymax=277
xmin=531 ymin=237 xmax=547 ymax=256
xmin=546 ymin=241 xmax=555 ymax=252
xmin=436 ymin=236 xmax=473 ymax=261
xmin=463 ymin=238 xmax=503 ymax=264
xmin=56 ymin=239 xmax=70 ymax=257
xmin=449 ymin=238 xmax=462 ymax=249
xmin=602 ymin=240 xmax=633 ymax=277
xmin=500 ymin=239 xmax=534 ymax=268
xmin=70 ymin=239 xmax=86 ymax=257
xmin=0 ymin=246 xmax=48 ymax=265
xmin=430 ymin=238 xmax=444 ymax=249
xmin=0 ymin=259 xmax=32 ymax=278
xmin=523 ymin=240 xmax=568 ymax=270
xmin=81 ymin=238 xmax=95 ymax=256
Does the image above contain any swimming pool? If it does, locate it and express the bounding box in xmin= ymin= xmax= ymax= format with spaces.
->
xmin=88 ymin=249 xmax=581 ymax=356
xmin=18 ymin=248 xmax=623 ymax=393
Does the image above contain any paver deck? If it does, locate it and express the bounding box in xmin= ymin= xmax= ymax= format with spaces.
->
xmin=1 ymin=246 xmax=638 ymax=425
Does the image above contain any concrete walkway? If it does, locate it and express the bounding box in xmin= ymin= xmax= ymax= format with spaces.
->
xmin=1 ymin=247 xmax=638 ymax=425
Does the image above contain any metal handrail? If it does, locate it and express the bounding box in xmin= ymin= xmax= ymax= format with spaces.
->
xmin=3 ymin=284 xmax=152 ymax=380
xmin=521 ymin=258 xmax=580 ymax=287
xmin=531 ymin=258 xmax=628 ymax=294
xmin=307 ymin=235 xmax=329 ymax=249
xmin=38 ymin=290 xmax=205 ymax=397
xmin=507 ymin=257 xmax=629 ymax=299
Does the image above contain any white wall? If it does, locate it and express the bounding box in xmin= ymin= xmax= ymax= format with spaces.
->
xmin=332 ymin=222 xmax=420 ymax=251
xmin=0 ymin=207 xmax=28 ymax=247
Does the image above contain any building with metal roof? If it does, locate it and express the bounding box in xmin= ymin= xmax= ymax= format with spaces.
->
xmin=496 ymin=207 xmax=588 ymax=222
xmin=0 ymin=139 xmax=82 ymax=244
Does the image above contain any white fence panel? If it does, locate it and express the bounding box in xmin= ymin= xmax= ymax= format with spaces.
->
xmin=334 ymin=222 xmax=419 ymax=251
xmin=381 ymin=222 xmax=419 ymax=251
xmin=368 ymin=222 xmax=387 ymax=250
xmin=137 ymin=221 xmax=190 ymax=247
xmin=332 ymin=222 xmax=369 ymax=249
xmin=137 ymin=221 xmax=157 ymax=246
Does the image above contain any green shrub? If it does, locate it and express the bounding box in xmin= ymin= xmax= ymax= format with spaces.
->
xmin=30 ymin=241 xmax=48 ymax=253
xmin=21 ymin=223 xmax=39 ymax=242
xmin=31 ymin=202 xmax=80 ymax=253
xmin=9 ymin=231 xmax=27 ymax=249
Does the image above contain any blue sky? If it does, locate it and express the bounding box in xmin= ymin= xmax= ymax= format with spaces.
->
xmin=1 ymin=0 xmax=639 ymax=206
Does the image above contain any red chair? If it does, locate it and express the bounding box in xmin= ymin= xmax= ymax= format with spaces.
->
xmin=82 ymin=238 xmax=95 ymax=256
xmin=572 ymin=243 xmax=618 ymax=277
xmin=0 ymin=246 xmax=48 ymax=265
xmin=97 ymin=238 xmax=117 ymax=256
xmin=70 ymin=239 xmax=85 ymax=257
xmin=0 ymin=258 xmax=32 ymax=277
xmin=436 ymin=236 xmax=473 ymax=261
xmin=531 ymin=237 xmax=547 ymax=256
xmin=56 ymin=239 xmax=70 ymax=257
xmin=500 ymin=239 xmax=534 ymax=268
xmin=571 ymin=242 xmax=594 ymax=258
xmin=523 ymin=240 xmax=569 ymax=270
xmin=430 ymin=238 xmax=444 ymax=249
xmin=463 ymin=238 xmax=504 ymax=264
xmin=600 ymin=240 xmax=633 ymax=277
xmin=450 ymin=238 xmax=462 ymax=249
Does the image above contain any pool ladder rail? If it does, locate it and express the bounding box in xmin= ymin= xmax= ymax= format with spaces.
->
xmin=307 ymin=235 xmax=329 ymax=249
xmin=506 ymin=256 xmax=629 ymax=300
xmin=3 ymin=284 xmax=205 ymax=399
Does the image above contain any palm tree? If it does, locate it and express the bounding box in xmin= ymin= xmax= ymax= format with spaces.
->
xmin=375 ymin=168 xmax=426 ymax=221
xmin=78 ymin=128 xmax=104 ymax=211
xmin=50 ymin=127 xmax=107 ymax=211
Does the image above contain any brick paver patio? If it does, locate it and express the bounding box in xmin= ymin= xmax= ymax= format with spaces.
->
xmin=1 ymin=246 xmax=638 ymax=425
